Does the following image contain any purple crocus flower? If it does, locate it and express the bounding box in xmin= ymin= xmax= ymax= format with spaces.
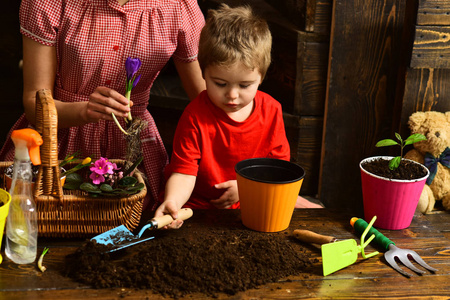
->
xmin=132 ymin=74 xmax=141 ymax=89
xmin=125 ymin=57 xmax=142 ymax=82
xmin=121 ymin=56 xmax=142 ymax=123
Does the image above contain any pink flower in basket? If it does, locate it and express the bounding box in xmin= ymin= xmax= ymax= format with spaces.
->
xmin=89 ymin=172 xmax=106 ymax=185
xmin=89 ymin=157 xmax=121 ymax=184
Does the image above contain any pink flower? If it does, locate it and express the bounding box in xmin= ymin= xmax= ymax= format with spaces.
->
xmin=105 ymin=162 xmax=120 ymax=175
xmin=90 ymin=157 xmax=109 ymax=175
xmin=90 ymin=172 xmax=105 ymax=185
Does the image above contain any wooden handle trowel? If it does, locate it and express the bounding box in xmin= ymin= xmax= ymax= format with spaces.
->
xmin=91 ymin=208 xmax=193 ymax=253
xmin=293 ymin=229 xmax=379 ymax=276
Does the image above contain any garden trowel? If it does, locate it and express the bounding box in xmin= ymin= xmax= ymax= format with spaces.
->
xmin=91 ymin=208 xmax=193 ymax=252
xmin=293 ymin=221 xmax=379 ymax=276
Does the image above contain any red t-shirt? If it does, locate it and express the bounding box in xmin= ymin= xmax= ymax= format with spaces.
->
xmin=163 ymin=90 xmax=290 ymax=209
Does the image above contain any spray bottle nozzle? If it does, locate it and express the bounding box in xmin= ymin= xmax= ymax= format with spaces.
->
xmin=11 ymin=129 xmax=43 ymax=165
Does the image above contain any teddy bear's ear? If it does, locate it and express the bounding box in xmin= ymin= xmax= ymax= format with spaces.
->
xmin=408 ymin=111 xmax=426 ymax=132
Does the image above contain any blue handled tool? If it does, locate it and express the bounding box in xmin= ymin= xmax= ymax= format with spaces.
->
xmin=91 ymin=208 xmax=193 ymax=252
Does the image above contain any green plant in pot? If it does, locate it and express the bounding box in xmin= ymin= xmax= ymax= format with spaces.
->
xmin=359 ymin=133 xmax=430 ymax=230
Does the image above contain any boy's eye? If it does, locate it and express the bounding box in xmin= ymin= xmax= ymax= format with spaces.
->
xmin=214 ymin=82 xmax=226 ymax=87
xmin=240 ymin=84 xmax=250 ymax=88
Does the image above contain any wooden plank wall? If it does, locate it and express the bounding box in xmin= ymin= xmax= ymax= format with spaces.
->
xmin=400 ymin=0 xmax=450 ymax=134
xmin=320 ymin=0 xmax=415 ymax=214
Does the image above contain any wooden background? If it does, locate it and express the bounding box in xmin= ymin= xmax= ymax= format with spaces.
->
xmin=320 ymin=0 xmax=450 ymax=214
xmin=1 ymin=0 xmax=449 ymax=215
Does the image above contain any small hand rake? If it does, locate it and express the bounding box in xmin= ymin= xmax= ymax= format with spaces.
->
xmin=351 ymin=217 xmax=438 ymax=277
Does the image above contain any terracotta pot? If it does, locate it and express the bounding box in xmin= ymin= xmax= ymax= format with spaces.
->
xmin=360 ymin=156 xmax=429 ymax=230
xmin=235 ymin=158 xmax=305 ymax=232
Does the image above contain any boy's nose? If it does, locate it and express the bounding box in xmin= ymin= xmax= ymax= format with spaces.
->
xmin=226 ymin=87 xmax=238 ymax=99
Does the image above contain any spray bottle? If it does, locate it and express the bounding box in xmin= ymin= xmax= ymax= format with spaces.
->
xmin=5 ymin=128 xmax=43 ymax=264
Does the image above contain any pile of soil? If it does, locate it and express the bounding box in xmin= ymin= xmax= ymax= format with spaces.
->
xmin=64 ymin=224 xmax=314 ymax=298
xmin=361 ymin=158 xmax=428 ymax=180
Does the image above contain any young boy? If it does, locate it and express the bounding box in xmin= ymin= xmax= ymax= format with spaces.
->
xmin=155 ymin=4 xmax=320 ymax=227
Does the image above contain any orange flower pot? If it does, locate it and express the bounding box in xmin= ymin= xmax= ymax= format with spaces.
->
xmin=236 ymin=158 xmax=305 ymax=232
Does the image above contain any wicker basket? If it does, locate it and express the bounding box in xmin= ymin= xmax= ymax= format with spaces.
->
xmin=0 ymin=89 xmax=146 ymax=238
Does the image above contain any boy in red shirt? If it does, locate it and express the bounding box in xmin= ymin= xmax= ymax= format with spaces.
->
xmin=155 ymin=4 xmax=321 ymax=226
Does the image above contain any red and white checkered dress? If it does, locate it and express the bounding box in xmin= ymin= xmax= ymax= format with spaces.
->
xmin=0 ymin=0 xmax=205 ymax=210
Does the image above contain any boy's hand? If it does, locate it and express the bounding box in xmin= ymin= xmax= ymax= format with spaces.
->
xmin=211 ymin=180 xmax=239 ymax=209
xmin=154 ymin=200 xmax=184 ymax=229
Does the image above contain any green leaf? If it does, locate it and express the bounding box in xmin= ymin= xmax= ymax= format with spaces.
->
xmin=63 ymin=181 xmax=82 ymax=190
xmin=394 ymin=132 xmax=402 ymax=142
xmin=122 ymin=157 xmax=143 ymax=177
xmin=65 ymin=173 xmax=83 ymax=183
xmin=119 ymin=176 xmax=138 ymax=187
xmin=375 ymin=139 xmax=398 ymax=147
xmin=404 ymin=133 xmax=427 ymax=146
xmin=63 ymin=173 xmax=84 ymax=190
xmin=80 ymin=183 xmax=102 ymax=194
xmin=100 ymin=184 xmax=114 ymax=192
xmin=388 ymin=156 xmax=401 ymax=170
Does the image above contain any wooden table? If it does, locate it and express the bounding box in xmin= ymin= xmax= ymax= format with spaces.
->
xmin=1 ymin=209 xmax=449 ymax=299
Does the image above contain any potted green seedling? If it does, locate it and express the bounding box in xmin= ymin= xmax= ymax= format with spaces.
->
xmin=359 ymin=133 xmax=429 ymax=230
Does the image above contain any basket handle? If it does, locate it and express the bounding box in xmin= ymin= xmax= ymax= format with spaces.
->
xmin=33 ymin=89 xmax=64 ymax=200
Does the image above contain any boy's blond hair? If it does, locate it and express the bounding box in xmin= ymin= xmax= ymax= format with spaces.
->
xmin=198 ymin=4 xmax=272 ymax=80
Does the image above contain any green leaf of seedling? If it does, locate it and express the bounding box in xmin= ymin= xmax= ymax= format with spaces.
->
xmin=404 ymin=133 xmax=427 ymax=146
xmin=388 ymin=156 xmax=401 ymax=170
xmin=395 ymin=132 xmax=402 ymax=142
xmin=119 ymin=176 xmax=138 ymax=187
xmin=80 ymin=183 xmax=102 ymax=194
xmin=376 ymin=139 xmax=398 ymax=147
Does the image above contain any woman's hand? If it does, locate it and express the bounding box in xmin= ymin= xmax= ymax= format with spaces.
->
xmin=85 ymin=86 xmax=131 ymax=123
xmin=210 ymin=180 xmax=239 ymax=209
xmin=22 ymin=36 xmax=131 ymax=128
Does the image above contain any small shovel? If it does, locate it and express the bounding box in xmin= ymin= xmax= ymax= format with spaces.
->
xmin=91 ymin=208 xmax=193 ymax=252
xmin=351 ymin=217 xmax=438 ymax=277
xmin=293 ymin=217 xmax=379 ymax=276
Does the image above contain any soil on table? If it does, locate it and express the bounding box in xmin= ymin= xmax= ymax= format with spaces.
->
xmin=64 ymin=220 xmax=315 ymax=298
xmin=362 ymin=158 xmax=428 ymax=180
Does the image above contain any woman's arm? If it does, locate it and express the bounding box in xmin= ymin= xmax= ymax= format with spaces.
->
xmin=22 ymin=35 xmax=57 ymax=126
xmin=174 ymin=59 xmax=206 ymax=100
xmin=22 ymin=36 xmax=131 ymax=128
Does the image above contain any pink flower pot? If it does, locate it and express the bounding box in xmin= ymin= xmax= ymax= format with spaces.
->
xmin=360 ymin=156 xmax=429 ymax=230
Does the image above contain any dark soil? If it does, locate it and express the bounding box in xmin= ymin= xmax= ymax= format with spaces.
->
xmin=362 ymin=158 xmax=428 ymax=180
xmin=64 ymin=223 xmax=314 ymax=298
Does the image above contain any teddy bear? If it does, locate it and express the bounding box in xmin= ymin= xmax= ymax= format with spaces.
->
xmin=404 ymin=111 xmax=450 ymax=213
